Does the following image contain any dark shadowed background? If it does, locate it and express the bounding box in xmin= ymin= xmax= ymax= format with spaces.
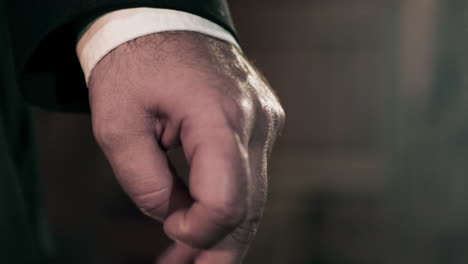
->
xmin=33 ymin=0 xmax=468 ymax=263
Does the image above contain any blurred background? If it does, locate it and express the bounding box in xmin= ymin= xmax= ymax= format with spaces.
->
xmin=33 ymin=0 xmax=468 ymax=263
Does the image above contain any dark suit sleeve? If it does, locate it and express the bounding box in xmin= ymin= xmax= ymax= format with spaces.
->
xmin=6 ymin=0 xmax=237 ymax=112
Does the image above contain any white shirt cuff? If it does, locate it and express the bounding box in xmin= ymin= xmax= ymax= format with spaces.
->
xmin=76 ymin=7 xmax=240 ymax=86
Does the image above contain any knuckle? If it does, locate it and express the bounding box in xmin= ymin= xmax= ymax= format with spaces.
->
xmin=92 ymin=118 xmax=127 ymax=149
xmin=132 ymin=187 xmax=171 ymax=212
xmin=206 ymin=202 xmax=247 ymax=229
xmin=221 ymin=96 xmax=251 ymax=127
xmin=134 ymin=188 xmax=171 ymax=220
xmin=228 ymin=220 xmax=259 ymax=246
xmin=273 ymin=103 xmax=286 ymax=134
xmin=138 ymin=200 xmax=169 ymax=221
xmin=257 ymin=99 xmax=286 ymax=136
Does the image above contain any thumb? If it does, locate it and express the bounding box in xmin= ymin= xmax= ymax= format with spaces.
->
xmin=91 ymin=108 xmax=191 ymax=221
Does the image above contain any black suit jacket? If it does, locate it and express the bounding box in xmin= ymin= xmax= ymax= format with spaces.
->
xmin=0 ymin=0 xmax=236 ymax=262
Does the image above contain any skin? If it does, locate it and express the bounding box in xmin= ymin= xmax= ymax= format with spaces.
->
xmin=88 ymin=31 xmax=285 ymax=264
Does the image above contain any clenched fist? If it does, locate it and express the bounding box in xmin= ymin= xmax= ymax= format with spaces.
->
xmin=88 ymin=31 xmax=284 ymax=264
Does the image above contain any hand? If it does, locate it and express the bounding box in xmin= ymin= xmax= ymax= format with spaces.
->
xmin=88 ymin=32 xmax=285 ymax=264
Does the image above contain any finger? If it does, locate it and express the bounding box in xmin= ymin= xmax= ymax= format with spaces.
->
xmin=158 ymin=227 xmax=248 ymax=264
xmin=163 ymin=115 xmax=249 ymax=248
xmin=92 ymin=111 xmax=191 ymax=221
xmin=160 ymin=145 xmax=266 ymax=264
xmin=195 ymin=248 xmax=242 ymax=264
xmin=156 ymin=242 xmax=200 ymax=264
xmin=189 ymin=129 xmax=272 ymax=264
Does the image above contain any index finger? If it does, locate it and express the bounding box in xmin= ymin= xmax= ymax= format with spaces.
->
xmin=163 ymin=113 xmax=249 ymax=248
